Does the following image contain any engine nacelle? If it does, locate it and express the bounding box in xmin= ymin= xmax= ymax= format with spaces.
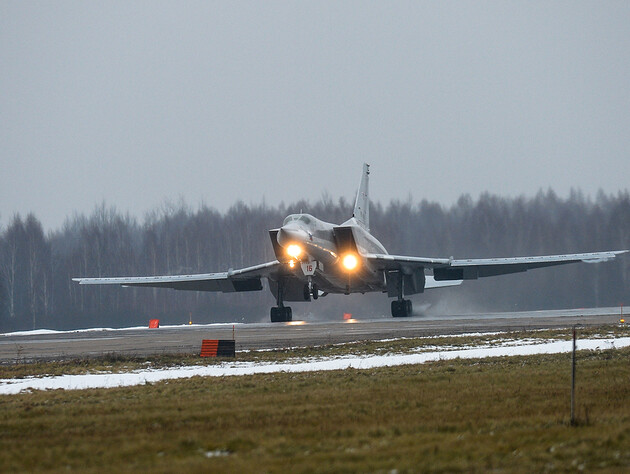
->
xmin=268 ymin=277 xmax=312 ymax=302
xmin=386 ymin=269 xmax=426 ymax=297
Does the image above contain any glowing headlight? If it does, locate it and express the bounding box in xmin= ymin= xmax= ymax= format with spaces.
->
xmin=287 ymin=244 xmax=302 ymax=259
xmin=342 ymin=253 xmax=358 ymax=271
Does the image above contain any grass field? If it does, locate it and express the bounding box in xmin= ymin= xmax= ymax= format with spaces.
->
xmin=1 ymin=330 xmax=629 ymax=472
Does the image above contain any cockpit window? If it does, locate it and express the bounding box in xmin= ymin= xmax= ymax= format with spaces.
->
xmin=282 ymin=215 xmax=299 ymax=225
xmin=283 ymin=214 xmax=313 ymax=226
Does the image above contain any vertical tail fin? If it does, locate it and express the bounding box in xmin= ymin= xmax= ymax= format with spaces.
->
xmin=353 ymin=163 xmax=370 ymax=231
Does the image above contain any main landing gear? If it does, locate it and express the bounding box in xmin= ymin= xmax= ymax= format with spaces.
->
xmin=270 ymin=277 xmax=292 ymax=322
xmin=391 ymin=299 xmax=412 ymax=318
xmin=390 ymin=270 xmax=413 ymax=317
xmin=270 ymin=306 xmax=292 ymax=322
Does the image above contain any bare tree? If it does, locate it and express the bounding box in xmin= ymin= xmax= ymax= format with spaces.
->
xmin=0 ymin=216 xmax=26 ymax=324
xmin=1 ymin=190 xmax=629 ymax=332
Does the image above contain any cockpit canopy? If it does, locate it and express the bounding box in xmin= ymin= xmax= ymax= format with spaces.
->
xmin=282 ymin=214 xmax=314 ymax=226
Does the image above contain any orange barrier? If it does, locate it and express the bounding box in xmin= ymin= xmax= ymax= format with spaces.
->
xmin=149 ymin=319 xmax=160 ymax=328
xmin=200 ymin=339 xmax=235 ymax=357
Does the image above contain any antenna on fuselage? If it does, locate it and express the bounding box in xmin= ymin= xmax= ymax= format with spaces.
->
xmin=352 ymin=163 xmax=370 ymax=231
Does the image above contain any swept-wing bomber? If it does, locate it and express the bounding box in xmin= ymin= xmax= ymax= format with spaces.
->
xmin=74 ymin=164 xmax=627 ymax=322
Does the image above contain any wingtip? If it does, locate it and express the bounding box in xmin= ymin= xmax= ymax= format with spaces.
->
xmin=581 ymin=250 xmax=629 ymax=264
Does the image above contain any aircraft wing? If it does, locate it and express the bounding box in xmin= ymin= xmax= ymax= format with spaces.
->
xmin=367 ymin=250 xmax=628 ymax=281
xmin=366 ymin=254 xmax=452 ymax=268
xmin=72 ymin=261 xmax=281 ymax=292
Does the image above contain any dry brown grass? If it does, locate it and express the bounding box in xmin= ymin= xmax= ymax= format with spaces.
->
xmin=1 ymin=345 xmax=629 ymax=472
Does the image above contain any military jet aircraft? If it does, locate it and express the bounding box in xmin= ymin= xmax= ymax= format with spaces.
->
xmin=74 ymin=164 xmax=627 ymax=322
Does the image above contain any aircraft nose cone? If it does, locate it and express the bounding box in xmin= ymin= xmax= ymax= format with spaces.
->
xmin=277 ymin=226 xmax=308 ymax=247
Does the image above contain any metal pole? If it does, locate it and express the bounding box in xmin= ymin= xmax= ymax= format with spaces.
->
xmin=571 ymin=325 xmax=576 ymax=425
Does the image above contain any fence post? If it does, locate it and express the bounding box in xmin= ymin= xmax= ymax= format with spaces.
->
xmin=571 ymin=325 xmax=577 ymax=425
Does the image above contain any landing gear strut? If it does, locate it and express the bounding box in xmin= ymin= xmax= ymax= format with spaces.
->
xmin=390 ymin=271 xmax=412 ymax=318
xmin=270 ymin=278 xmax=292 ymax=322
xmin=305 ymin=278 xmax=319 ymax=300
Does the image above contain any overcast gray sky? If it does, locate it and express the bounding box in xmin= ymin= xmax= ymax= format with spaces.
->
xmin=2 ymin=1 xmax=629 ymax=231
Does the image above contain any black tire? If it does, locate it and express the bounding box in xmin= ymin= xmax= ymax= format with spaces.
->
xmin=391 ymin=300 xmax=402 ymax=317
xmin=271 ymin=306 xmax=293 ymax=322
xmin=392 ymin=300 xmax=412 ymax=318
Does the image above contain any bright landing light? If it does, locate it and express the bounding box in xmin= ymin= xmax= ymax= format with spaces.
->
xmin=287 ymin=244 xmax=302 ymax=259
xmin=342 ymin=253 xmax=358 ymax=270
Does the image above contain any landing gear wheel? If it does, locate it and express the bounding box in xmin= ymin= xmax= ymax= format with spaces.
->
xmin=391 ymin=299 xmax=412 ymax=318
xmin=270 ymin=306 xmax=292 ymax=322
xmin=311 ymin=283 xmax=319 ymax=300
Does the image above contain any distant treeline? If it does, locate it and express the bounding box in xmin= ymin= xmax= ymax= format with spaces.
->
xmin=1 ymin=190 xmax=629 ymax=332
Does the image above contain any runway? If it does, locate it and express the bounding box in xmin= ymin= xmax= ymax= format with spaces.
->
xmin=0 ymin=306 xmax=625 ymax=363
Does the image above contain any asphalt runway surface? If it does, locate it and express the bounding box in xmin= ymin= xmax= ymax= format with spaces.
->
xmin=0 ymin=306 xmax=625 ymax=363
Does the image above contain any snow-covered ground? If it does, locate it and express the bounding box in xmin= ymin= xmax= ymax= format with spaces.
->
xmin=1 ymin=336 xmax=628 ymax=395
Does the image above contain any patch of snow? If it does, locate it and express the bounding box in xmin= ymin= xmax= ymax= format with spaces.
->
xmin=1 ymin=322 xmax=243 ymax=337
xmin=1 ymin=337 xmax=629 ymax=395
xmin=1 ymin=329 xmax=66 ymax=336
xmin=203 ymin=450 xmax=229 ymax=458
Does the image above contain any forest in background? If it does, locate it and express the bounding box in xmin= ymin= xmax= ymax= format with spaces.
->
xmin=1 ymin=189 xmax=629 ymax=332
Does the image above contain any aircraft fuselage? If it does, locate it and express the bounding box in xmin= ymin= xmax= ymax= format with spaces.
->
xmin=269 ymin=213 xmax=388 ymax=300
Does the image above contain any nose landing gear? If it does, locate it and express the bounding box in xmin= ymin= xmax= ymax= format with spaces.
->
xmin=304 ymin=278 xmax=319 ymax=301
